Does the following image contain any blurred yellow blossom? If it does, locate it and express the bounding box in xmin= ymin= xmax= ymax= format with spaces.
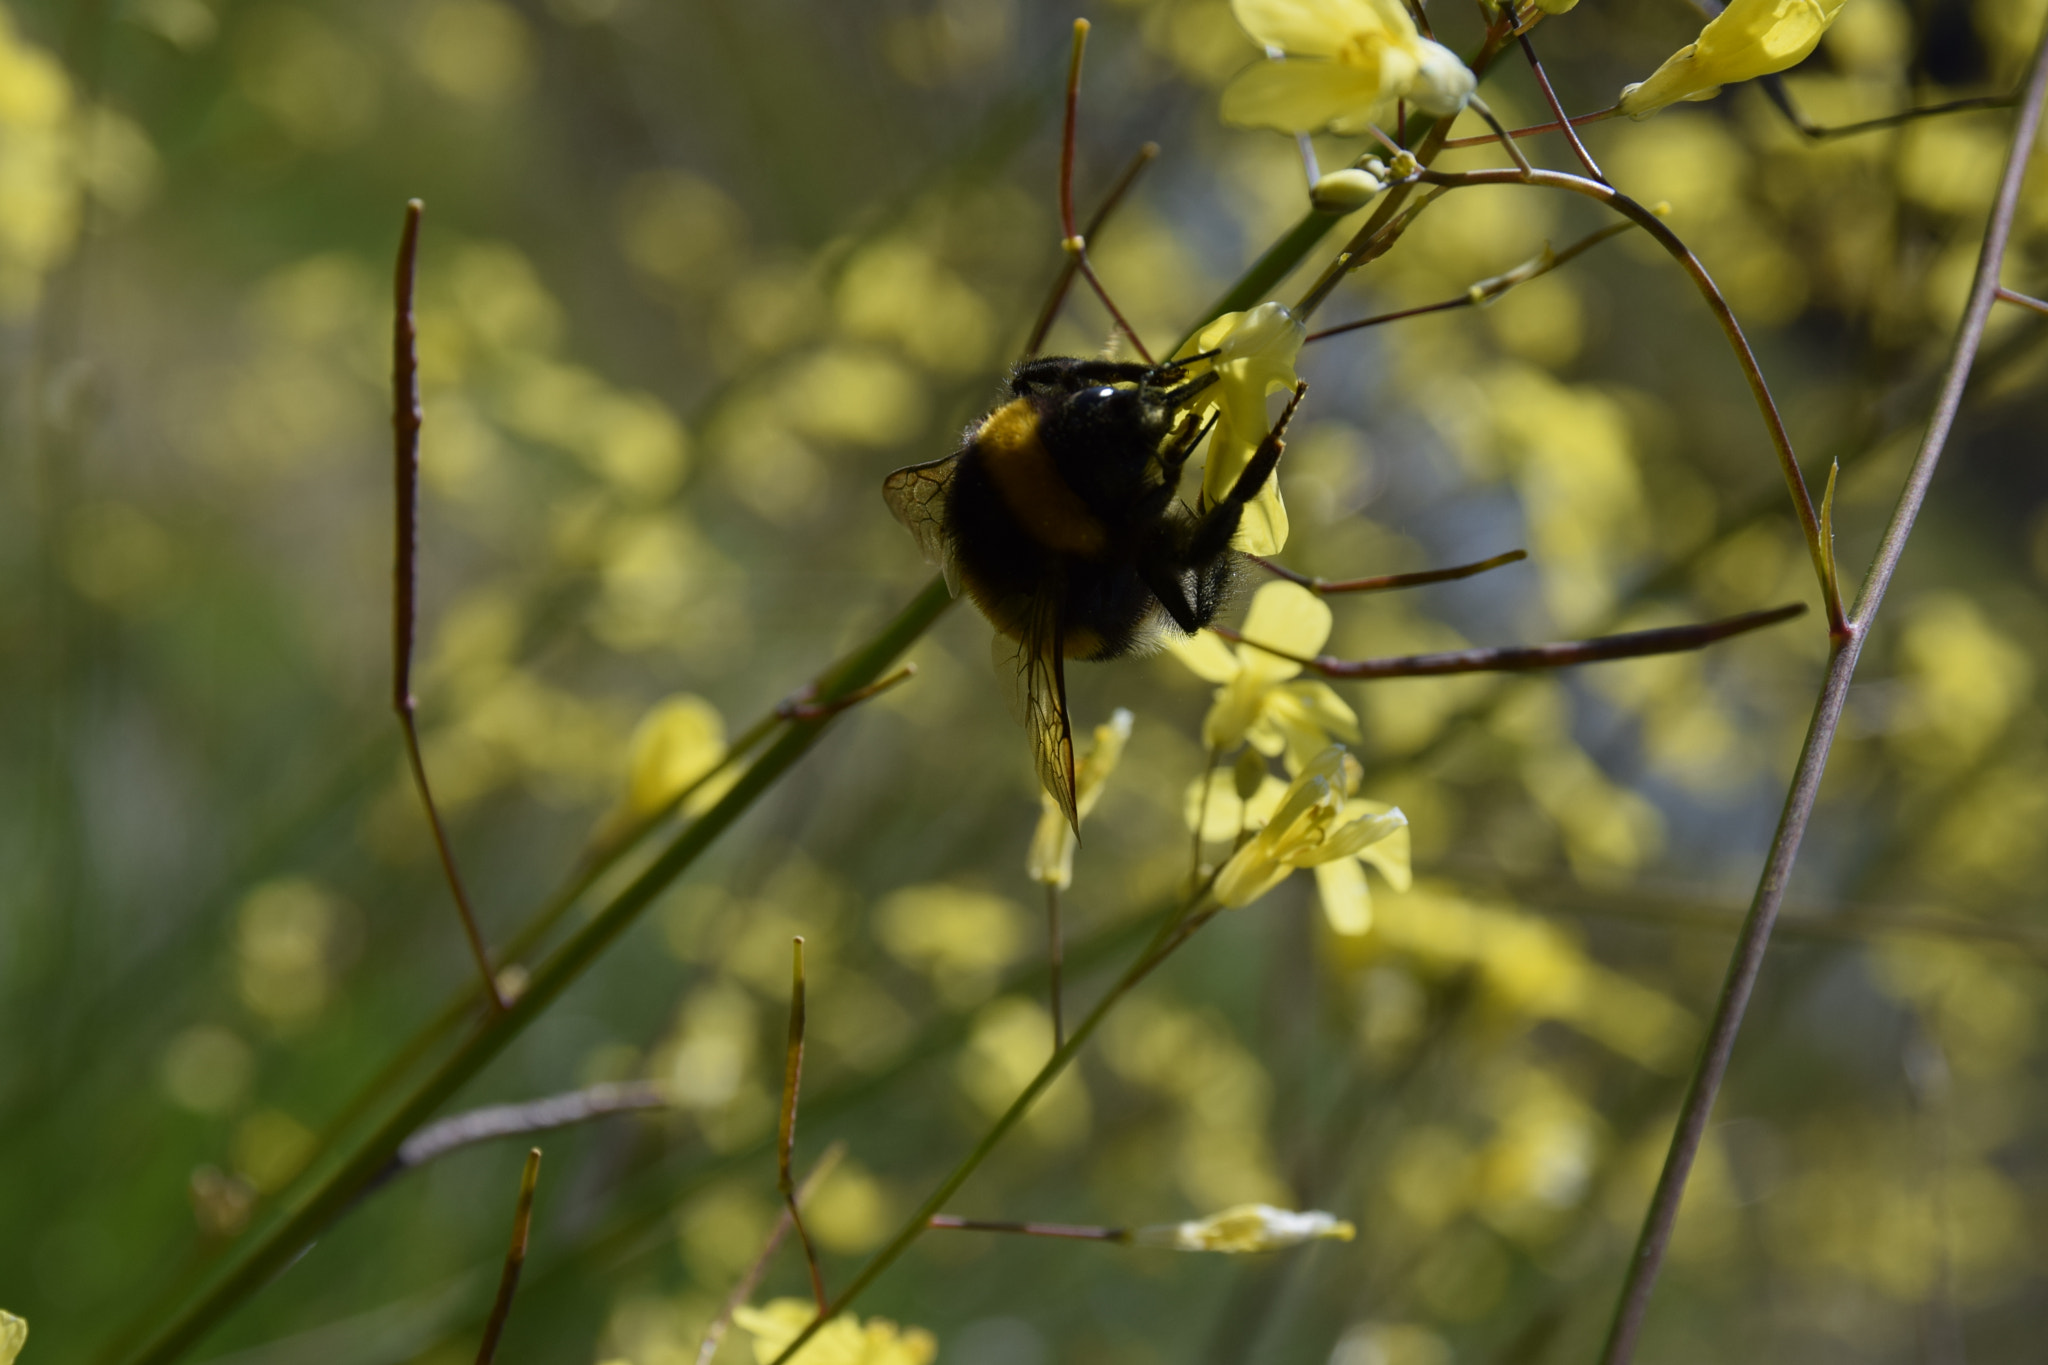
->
xmin=1176 ymin=302 xmax=1305 ymax=554
xmin=1027 ymin=708 xmax=1133 ymax=888
xmin=1220 ymin=0 xmax=1476 ymax=134
xmin=1619 ymin=0 xmax=1849 ymax=119
xmin=734 ymin=1299 xmax=935 ymax=1365
xmin=1133 ymin=1203 xmax=1356 ymax=1251
xmin=1169 ymin=581 xmax=1360 ymax=766
xmin=1212 ymin=746 xmax=1408 ymax=916
xmin=0 ymin=1311 xmax=24 ymax=1365
xmin=622 ymin=693 xmax=731 ymax=817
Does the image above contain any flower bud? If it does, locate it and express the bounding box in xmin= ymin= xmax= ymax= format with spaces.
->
xmin=1310 ymin=168 xmax=1385 ymax=212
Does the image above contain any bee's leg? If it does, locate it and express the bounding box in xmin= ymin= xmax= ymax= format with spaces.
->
xmin=1160 ymin=410 xmax=1220 ymax=477
xmin=1139 ymin=559 xmax=1204 ymax=635
xmin=1181 ymin=383 xmax=1308 ymax=563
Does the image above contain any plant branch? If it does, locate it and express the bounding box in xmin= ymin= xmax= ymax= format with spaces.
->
xmin=1025 ymin=140 xmax=1159 ymax=356
xmin=1060 ymin=19 xmax=1153 ymax=362
xmin=473 ymin=1148 xmax=540 ymax=1365
xmin=368 ymin=1082 xmax=667 ymax=1190
xmin=1440 ymin=104 xmax=1620 ymax=149
xmin=1249 ymin=548 xmax=1527 ymax=595
xmin=390 ymin=199 xmax=505 ymax=1014
xmin=694 ymin=1144 xmax=847 ymax=1365
xmin=1597 ymin=24 xmax=2048 ymax=1363
xmin=1997 ymin=285 xmax=2048 ymax=316
xmin=1518 ymin=31 xmax=1604 ymax=181
xmin=113 ymin=575 xmax=957 ymax=1365
xmin=1216 ymin=604 xmax=1804 ymax=679
xmin=778 ymin=938 xmax=828 ymax=1315
xmin=1760 ymin=75 xmax=2018 ymax=141
xmin=1417 ymin=165 xmax=1843 ymax=635
xmin=1304 ymin=220 xmax=1634 ymax=344
xmin=766 ymin=890 xmax=1217 ymax=1364
xmin=929 ymin=1216 xmax=1131 ymax=1242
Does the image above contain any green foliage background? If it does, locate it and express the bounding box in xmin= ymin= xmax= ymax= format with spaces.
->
xmin=4 ymin=0 xmax=2048 ymax=1362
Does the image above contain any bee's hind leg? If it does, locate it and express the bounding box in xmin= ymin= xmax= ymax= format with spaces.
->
xmin=1181 ymin=382 xmax=1308 ymax=563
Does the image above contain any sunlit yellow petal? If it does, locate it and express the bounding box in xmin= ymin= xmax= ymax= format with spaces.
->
xmin=1409 ymin=38 xmax=1476 ymax=115
xmin=1221 ymin=58 xmax=1385 ymax=133
xmin=1167 ymin=628 xmax=1243 ymax=683
xmin=1314 ymin=857 xmax=1373 ymax=935
xmin=1026 ymin=799 xmax=1076 ymax=888
xmin=0 ymin=1312 xmax=25 ymax=1365
xmin=1358 ymin=817 xmax=1412 ymax=890
xmin=1241 ymin=580 xmax=1332 ymax=660
xmin=1231 ymin=0 xmax=1384 ymax=57
xmin=1233 ymin=473 xmax=1290 ymax=556
xmin=1619 ymin=0 xmax=1847 ymax=119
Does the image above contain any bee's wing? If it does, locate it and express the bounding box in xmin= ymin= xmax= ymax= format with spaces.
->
xmin=882 ymin=452 xmax=963 ymax=596
xmin=993 ymin=586 xmax=1079 ymax=832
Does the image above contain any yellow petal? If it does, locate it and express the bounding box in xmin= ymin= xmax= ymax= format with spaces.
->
xmin=1221 ymin=57 xmax=1387 ymax=133
xmin=1310 ymin=806 xmax=1407 ymax=864
xmin=0 ymin=1312 xmax=25 ymax=1365
xmin=1619 ymin=0 xmax=1847 ymax=119
xmin=1026 ymin=799 xmax=1076 ymax=887
xmin=1408 ymin=38 xmax=1475 ymax=115
xmin=1203 ymin=668 xmax=1276 ymax=750
xmin=1166 ymin=628 xmax=1242 ymax=683
xmin=1242 ymin=580 xmax=1332 ymax=659
xmin=1353 ymin=803 xmax=1412 ymax=890
xmin=1133 ymin=1202 xmax=1356 ymax=1251
xmin=623 ymin=693 xmax=726 ymax=816
xmin=1213 ymin=840 xmax=1292 ymax=907
xmin=1314 ymin=857 xmax=1373 ymax=935
xmin=1231 ymin=0 xmax=1386 ymax=56
xmin=1232 ymin=471 xmax=1290 ymax=555
xmin=1072 ymin=708 xmax=1134 ymax=821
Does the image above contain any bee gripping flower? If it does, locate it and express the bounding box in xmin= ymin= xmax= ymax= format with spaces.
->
xmin=1174 ymin=303 xmax=1305 ymax=556
xmin=1619 ymin=0 xmax=1849 ymax=119
xmin=1027 ymin=708 xmax=1134 ymax=888
xmin=1221 ymin=0 xmax=1477 ymax=135
xmin=1133 ymin=1203 xmax=1357 ymax=1252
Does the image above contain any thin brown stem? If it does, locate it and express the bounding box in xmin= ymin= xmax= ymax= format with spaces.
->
xmin=1059 ymin=19 xmax=1153 ymax=362
xmin=1763 ymin=77 xmax=2018 ymax=142
xmin=694 ymin=1145 xmax=846 ymax=1365
xmin=1249 ymin=548 xmax=1527 ymax=595
xmin=391 ymin=199 xmax=505 ymax=1015
xmin=778 ymin=938 xmax=828 ymax=1316
xmin=929 ymin=1215 xmax=1130 ymax=1242
xmin=1440 ymin=104 xmax=1620 ymax=148
xmin=1216 ymin=604 xmax=1804 ymax=679
xmin=1305 ymin=220 xmax=1633 ymax=344
xmin=1046 ymin=882 xmax=1065 ymax=1050
xmin=473 ymin=1148 xmax=540 ymax=1365
xmin=1025 ymin=141 xmax=1158 ymax=357
xmin=775 ymin=663 xmax=916 ymax=722
xmin=1598 ymin=24 xmax=2048 ymax=1363
xmin=1997 ymin=285 xmax=2048 ymax=316
xmin=1518 ymin=32 xmax=1604 ymax=181
xmin=1468 ymin=95 xmax=1534 ymax=179
xmin=1418 ymin=166 xmax=1843 ymax=635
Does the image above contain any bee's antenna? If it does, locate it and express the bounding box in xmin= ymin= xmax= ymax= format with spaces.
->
xmin=1160 ymin=369 xmax=1220 ymax=409
xmin=1060 ymin=19 xmax=1155 ymax=364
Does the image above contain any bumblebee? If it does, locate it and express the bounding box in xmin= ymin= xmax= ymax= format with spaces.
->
xmin=884 ymin=355 xmax=1303 ymax=828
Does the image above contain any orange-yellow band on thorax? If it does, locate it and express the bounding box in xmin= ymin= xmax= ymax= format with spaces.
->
xmin=976 ymin=400 xmax=1107 ymax=558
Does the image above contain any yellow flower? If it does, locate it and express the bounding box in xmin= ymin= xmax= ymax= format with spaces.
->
xmin=1220 ymin=0 xmax=1476 ymax=135
xmin=1619 ymin=0 xmax=1849 ymax=119
xmin=734 ymin=1299 xmax=936 ymax=1365
xmin=1133 ymin=1203 xmax=1357 ymax=1252
xmin=1168 ymin=581 xmax=1360 ymax=768
xmin=0 ymin=1311 xmax=24 ymax=1365
xmin=1026 ymin=708 xmax=1134 ymax=889
xmin=1211 ymin=746 xmax=1409 ymax=927
xmin=1175 ymin=303 xmax=1304 ymax=556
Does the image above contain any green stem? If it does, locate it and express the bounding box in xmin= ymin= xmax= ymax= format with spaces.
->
xmin=113 ymin=577 xmax=955 ymax=1365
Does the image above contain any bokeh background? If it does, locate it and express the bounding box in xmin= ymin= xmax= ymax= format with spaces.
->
xmin=4 ymin=0 xmax=2048 ymax=1362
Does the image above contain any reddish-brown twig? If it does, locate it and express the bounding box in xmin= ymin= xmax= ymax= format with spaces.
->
xmin=473 ymin=1148 xmax=540 ymax=1365
xmin=693 ymin=1144 xmax=847 ymax=1365
xmin=1059 ymin=20 xmax=1153 ymax=363
xmin=1215 ymin=603 xmax=1804 ymax=679
xmin=1249 ymin=548 xmax=1527 ymax=595
xmin=1441 ymin=104 xmax=1620 ymax=149
xmin=391 ymin=200 xmax=505 ymax=1014
xmin=775 ymin=663 xmax=916 ymax=722
xmin=929 ymin=1215 xmax=1130 ymax=1242
xmin=1518 ymin=31 xmax=1604 ymax=182
xmin=779 ymin=938 xmax=828 ymax=1315
xmin=1026 ymin=141 xmax=1159 ymax=357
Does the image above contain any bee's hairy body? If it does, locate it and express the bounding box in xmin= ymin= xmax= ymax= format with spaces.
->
xmin=941 ymin=357 xmax=1237 ymax=660
xmin=883 ymin=353 xmax=1295 ymax=825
